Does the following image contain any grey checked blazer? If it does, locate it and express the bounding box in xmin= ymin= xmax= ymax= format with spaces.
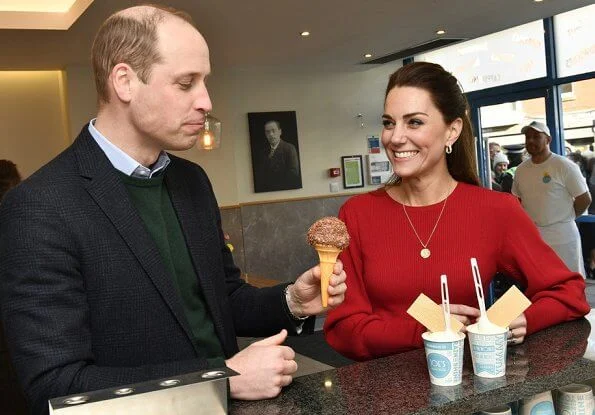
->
xmin=0 ymin=127 xmax=296 ymax=414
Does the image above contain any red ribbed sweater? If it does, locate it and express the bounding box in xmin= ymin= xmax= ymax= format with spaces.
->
xmin=324 ymin=183 xmax=589 ymax=361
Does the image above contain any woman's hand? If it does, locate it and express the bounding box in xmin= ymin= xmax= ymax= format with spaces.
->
xmin=449 ymin=304 xmax=481 ymax=331
xmin=507 ymin=313 xmax=527 ymax=345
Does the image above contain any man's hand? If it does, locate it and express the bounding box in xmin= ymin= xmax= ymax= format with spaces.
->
xmin=286 ymin=260 xmax=347 ymax=316
xmin=226 ymin=330 xmax=297 ymax=400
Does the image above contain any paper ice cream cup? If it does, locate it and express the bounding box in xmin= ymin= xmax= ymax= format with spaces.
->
xmin=556 ymin=384 xmax=594 ymax=415
xmin=519 ymin=391 xmax=555 ymax=415
xmin=467 ymin=324 xmax=508 ymax=378
xmin=422 ymin=331 xmax=465 ymax=386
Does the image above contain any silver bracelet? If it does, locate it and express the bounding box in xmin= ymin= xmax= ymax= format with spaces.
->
xmin=284 ymin=284 xmax=308 ymax=321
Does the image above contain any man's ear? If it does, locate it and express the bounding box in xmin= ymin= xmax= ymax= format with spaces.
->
xmin=110 ymin=63 xmax=135 ymax=103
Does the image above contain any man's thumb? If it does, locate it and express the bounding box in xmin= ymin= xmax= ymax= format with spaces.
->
xmin=253 ymin=329 xmax=287 ymax=346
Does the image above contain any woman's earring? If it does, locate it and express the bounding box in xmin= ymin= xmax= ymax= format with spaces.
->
xmin=445 ymin=144 xmax=453 ymax=154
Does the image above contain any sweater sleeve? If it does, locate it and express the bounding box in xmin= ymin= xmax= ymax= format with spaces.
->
xmin=497 ymin=195 xmax=590 ymax=334
xmin=324 ymin=202 xmax=426 ymax=361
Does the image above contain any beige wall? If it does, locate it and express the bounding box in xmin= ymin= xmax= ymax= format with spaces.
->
xmin=213 ymin=64 xmax=397 ymax=204
xmin=0 ymin=70 xmax=70 ymax=178
xmin=66 ymin=65 xmax=98 ymax=138
xmin=64 ymin=62 xmax=399 ymax=206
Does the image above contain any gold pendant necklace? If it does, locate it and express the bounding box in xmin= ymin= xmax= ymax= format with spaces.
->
xmin=402 ymin=192 xmax=449 ymax=259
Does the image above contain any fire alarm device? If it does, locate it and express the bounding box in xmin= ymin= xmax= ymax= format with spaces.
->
xmin=329 ymin=168 xmax=341 ymax=177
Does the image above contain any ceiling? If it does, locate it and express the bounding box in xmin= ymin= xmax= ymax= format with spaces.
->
xmin=0 ymin=0 xmax=593 ymax=70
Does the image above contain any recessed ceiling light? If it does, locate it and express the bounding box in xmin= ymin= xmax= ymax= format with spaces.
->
xmin=300 ymin=31 xmax=310 ymax=37
xmin=436 ymin=29 xmax=446 ymax=35
xmin=364 ymin=53 xmax=372 ymax=58
xmin=533 ymin=0 xmax=544 ymax=2
xmin=0 ymin=0 xmax=78 ymax=12
xmin=0 ymin=0 xmax=93 ymax=29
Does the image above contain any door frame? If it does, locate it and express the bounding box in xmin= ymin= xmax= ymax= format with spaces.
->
xmin=467 ymin=87 xmax=552 ymax=187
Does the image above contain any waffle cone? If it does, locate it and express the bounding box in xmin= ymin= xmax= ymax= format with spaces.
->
xmin=314 ymin=244 xmax=342 ymax=308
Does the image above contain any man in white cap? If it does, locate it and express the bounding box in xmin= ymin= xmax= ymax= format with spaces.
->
xmin=512 ymin=121 xmax=592 ymax=276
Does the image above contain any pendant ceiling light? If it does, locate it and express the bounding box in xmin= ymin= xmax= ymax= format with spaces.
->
xmin=196 ymin=114 xmax=222 ymax=151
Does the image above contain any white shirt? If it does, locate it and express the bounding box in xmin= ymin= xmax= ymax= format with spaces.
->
xmin=512 ymin=153 xmax=587 ymax=228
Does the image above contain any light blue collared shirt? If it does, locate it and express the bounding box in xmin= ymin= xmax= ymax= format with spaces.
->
xmin=88 ymin=119 xmax=170 ymax=178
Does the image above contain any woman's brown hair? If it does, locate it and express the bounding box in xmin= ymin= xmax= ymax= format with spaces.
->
xmin=384 ymin=62 xmax=480 ymax=186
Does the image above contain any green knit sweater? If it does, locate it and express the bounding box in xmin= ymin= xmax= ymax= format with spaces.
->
xmin=120 ymin=173 xmax=225 ymax=368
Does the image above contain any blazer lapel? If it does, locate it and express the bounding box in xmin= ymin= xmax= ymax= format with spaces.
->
xmin=72 ymin=131 xmax=197 ymax=349
xmin=164 ymin=163 xmax=228 ymax=348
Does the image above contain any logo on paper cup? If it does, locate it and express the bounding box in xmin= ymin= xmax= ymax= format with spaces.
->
xmin=476 ymin=363 xmax=497 ymax=375
xmin=530 ymin=401 xmax=555 ymax=415
xmin=473 ymin=345 xmax=495 ymax=353
xmin=427 ymin=353 xmax=451 ymax=378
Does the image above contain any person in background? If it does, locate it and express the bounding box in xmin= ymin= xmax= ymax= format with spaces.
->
xmin=257 ymin=120 xmax=301 ymax=191
xmin=499 ymin=145 xmax=530 ymax=193
xmin=589 ymin=155 xmax=595 ymax=214
xmin=489 ymin=142 xmax=501 ymax=167
xmin=0 ymin=160 xmax=21 ymax=202
xmin=589 ymin=248 xmax=595 ymax=279
xmin=567 ymin=151 xmax=588 ymax=178
xmin=492 ymin=151 xmax=509 ymax=191
xmin=0 ymin=6 xmax=347 ymax=414
xmin=582 ymin=144 xmax=594 ymax=160
xmin=324 ymin=62 xmax=589 ymax=361
xmin=0 ymin=159 xmax=25 ymax=410
xmin=512 ymin=121 xmax=592 ymax=276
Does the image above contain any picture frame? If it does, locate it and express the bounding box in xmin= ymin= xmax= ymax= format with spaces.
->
xmin=247 ymin=111 xmax=302 ymax=193
xmin=341 ymin=155 xmax=364 ymax=189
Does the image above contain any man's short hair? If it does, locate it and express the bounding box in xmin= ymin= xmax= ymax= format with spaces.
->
xmin=264 ymin=120 xmax=281 ymax=129
xmin=91 ymin=4 xmax=195 ymax=103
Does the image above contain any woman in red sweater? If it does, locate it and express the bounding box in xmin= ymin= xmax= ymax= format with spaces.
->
xmin=324 ymin=62 xmax=590 ymax=361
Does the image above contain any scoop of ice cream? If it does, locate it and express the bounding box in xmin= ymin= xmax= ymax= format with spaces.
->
xmin=307 ymin=217 xmax=350 ymax=250
xmin=468 ymin=318 xmax=507 ymax=335
xmin=425 ymin=330 xmax=464 ymax=342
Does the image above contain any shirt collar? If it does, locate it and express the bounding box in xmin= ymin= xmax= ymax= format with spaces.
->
xmin=88 ymin=119 xmax=170 ymax=178
xmin=269 ymin=140 xmax=280 ymax=157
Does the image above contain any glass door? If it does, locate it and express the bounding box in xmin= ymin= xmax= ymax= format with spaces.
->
xmin=469 ymin=89 xmax=548 ymax=189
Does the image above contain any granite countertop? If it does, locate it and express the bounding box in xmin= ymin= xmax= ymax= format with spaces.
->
xmin=231 ymin=318 xmax=595 ymax=415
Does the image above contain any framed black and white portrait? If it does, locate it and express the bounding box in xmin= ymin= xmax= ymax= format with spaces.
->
xmin=248 ymin=111 xmax=302 ymax=193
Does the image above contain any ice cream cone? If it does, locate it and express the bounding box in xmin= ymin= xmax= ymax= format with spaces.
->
xmin=315 ymin=244 xmax=341 ymax=308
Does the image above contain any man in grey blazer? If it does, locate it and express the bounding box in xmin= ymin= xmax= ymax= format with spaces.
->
xmin=0 ymin=5 xmax=347 ymax=414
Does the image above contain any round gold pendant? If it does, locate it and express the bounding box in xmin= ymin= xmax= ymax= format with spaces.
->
xmin=420 ymin=248 xmax=431 ymax=259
